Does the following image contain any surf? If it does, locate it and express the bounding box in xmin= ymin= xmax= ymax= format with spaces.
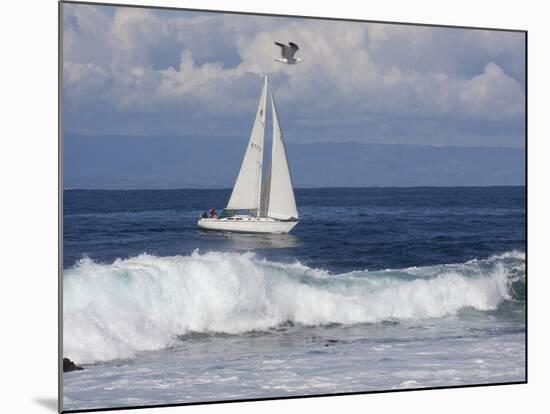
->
xmin=63 ymin=250 xmax=524 ymax=364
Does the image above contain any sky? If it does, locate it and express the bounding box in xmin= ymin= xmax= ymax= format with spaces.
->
xmin=62 ymin=3 xmax=526 ymax=148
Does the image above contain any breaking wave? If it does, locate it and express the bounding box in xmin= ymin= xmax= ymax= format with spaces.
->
xmin=63 ymin=250 xmax=524 ymax=364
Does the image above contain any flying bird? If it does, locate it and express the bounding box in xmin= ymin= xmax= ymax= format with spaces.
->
xmin=274 ymin=42 xmax=302 ymax=64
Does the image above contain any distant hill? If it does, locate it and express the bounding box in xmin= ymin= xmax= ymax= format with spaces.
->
xmin=63 ymin=134 xmax=525 ymax=189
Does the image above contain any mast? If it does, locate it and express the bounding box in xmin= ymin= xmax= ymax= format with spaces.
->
xmin=255 ymin=76 xmax=269 ymax=216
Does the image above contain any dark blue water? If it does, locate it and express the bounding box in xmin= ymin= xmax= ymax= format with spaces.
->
xmin=63 ymin=187 xmax=525 ymax=271
xmin=63 ymin=186 xmax=526 ymax=410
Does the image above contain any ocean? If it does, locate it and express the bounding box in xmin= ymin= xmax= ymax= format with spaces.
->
xmin=62 ymin=187 xmax=526 ymax=410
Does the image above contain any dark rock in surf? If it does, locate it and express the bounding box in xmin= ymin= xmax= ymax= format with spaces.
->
xmin=63 ymin=357 xmax=84 ymax=372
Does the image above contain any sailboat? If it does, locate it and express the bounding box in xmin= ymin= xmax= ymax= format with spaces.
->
xmin=197 ymin=76 xmax=299 ymax=234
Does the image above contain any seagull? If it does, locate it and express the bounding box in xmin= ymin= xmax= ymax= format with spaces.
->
xmin=274 ymin=42 xmax=302 ymax=64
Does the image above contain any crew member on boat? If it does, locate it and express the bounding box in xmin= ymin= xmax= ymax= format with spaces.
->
xmin=208 ymin=208 xmax=218 ymax=218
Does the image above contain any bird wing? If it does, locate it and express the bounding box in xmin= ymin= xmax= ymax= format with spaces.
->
xmin=289 ymin=42 xmax=299 ymax=51
xmin=288 ymin=42 xmax=299 ymax=58
xmin=274 ymin=42 xmax=290 ymax=58
xmin=276 ymin=41 xmax=300 ymax=59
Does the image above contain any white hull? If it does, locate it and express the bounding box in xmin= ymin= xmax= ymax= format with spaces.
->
xmin=198 ymin=216 xmax=298 ymax=234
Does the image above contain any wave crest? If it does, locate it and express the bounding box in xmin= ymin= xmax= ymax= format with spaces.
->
xmin=63 ymin=251 xmax=523 ymax=364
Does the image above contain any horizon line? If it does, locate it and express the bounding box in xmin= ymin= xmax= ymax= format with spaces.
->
xmin=63 ymin=133 xmax=526 ymax=150
xmin=64 ymin=185 xmax=526 ymax=191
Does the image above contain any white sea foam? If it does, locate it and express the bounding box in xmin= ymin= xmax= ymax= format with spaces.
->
xmin=489 ymin=250 xmax=525 ymax=261
xmin=63 ymin=251 xmax=522 ymax=364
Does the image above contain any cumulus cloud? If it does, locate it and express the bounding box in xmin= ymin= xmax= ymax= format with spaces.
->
xmin=62 ymin=3 xmax=525 ymax=147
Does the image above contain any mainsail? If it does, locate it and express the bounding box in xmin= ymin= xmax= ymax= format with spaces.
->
xmin=226 ymin=76 xmax=268 ymax=212
xmin=266 ymin=93 xmax=299 ymax=220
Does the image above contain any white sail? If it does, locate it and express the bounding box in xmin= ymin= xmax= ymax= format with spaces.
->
xmin=226 ymin=76 xmax=268 ymax=212
xmin=267 ymin=93 xmax=299 ymax=220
